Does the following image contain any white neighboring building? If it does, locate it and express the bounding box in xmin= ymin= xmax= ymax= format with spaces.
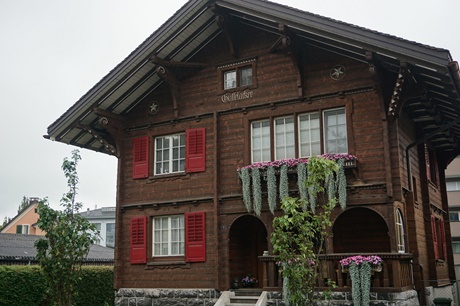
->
xmin=79 ymin=207 xmax=116 ymax=248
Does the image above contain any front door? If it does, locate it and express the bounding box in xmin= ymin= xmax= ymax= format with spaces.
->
xmin=229 ymin=215 xmax=268 ymax=288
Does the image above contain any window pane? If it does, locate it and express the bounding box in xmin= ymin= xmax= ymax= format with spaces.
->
xmin=275 ymin=117 xmax=295 ymax=160
xmin=453 ymin=242 xmax=460 ymax=254
xmin=252 ymin=120 xmax=271 ymax=162
xmin=299 ymin=113 xmax=320 ymax=157
xmin=153 ymin=215 xmax=184 ymax=257
xmin=155 ymin=134 xmax=185 ymax=175
xmin=224 ymin=70 xmax=236 ymax=89
xmin=240 ymin=66 xmax=253 ymax=87
xmin=324 ymin=108 xmax=348 ymax=153
xmin=450 ymin=212 xmax=460 ymax=221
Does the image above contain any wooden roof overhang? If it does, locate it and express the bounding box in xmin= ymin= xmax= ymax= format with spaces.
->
xmin=46 ymin=0 xmax=460 ymax=161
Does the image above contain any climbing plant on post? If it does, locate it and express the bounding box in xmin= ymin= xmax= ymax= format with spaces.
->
xmin=35 ymin=150 xmax=99 ymax=306
xmin=271 ymin=156 xmax=340 ymax=306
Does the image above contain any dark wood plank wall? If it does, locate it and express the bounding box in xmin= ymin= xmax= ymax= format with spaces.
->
xmin=113 ymin=21 xmax=449 ymax=290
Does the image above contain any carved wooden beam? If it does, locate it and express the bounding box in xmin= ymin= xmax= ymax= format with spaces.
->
xmin=78 ymin=123 xmax=117 ymax=156
xmin=269 ymin=24 xmax=303 ymax=98
xmin=388 ymin=64 xmax=406 ymax=117
xmin=156 ymin=65 xmax=179 ymax=118
xmin=215 ymin=13 xmax=238 ymax=58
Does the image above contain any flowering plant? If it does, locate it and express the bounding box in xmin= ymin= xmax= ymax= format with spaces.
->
xmin=241 ymin=274 xmax=257 ymax=286
xmin=237 ymin=153 xmax=357 ymax=171
xmin=339 ymin=255 xmax=382 ymax=267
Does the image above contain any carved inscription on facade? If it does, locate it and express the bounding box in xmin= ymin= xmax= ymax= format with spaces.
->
xmin=220 ymin=89 xmax=254 ymax=103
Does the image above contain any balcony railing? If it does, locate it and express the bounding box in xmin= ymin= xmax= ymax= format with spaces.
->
xmin=259 ymin=253 xmax=414 ymax=291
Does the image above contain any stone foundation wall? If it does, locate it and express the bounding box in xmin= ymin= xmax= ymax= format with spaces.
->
xmin=115 ymin=288 xmax=419 ymax=306
xmin=115 ymin=288 xmax=220 ymax=306
xmin=266 ymin=290 xmax=419 ymax=306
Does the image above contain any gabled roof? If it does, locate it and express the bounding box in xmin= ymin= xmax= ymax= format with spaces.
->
xmin=0 ymin=233 xmax=114 ymax=263
xmin=0 ymin=201 xmax=38 ymax=234
xmin=46 ymin=0 xmax=460 ymax=158
xmin=79 ymin=207 xmax=116 ymax=220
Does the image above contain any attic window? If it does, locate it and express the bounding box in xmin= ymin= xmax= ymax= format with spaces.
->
xmin=218 ymin=58 xmax=256 ymax=91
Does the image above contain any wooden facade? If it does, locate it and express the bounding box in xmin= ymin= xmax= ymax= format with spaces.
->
xmin=47 ymin=0 xmax=460 ymax=302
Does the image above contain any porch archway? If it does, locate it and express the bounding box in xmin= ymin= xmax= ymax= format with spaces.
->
xmin=228 ymin=215 xmax=268 ymax=288
xmin=333 ymin=207 xmax=390 ymax=253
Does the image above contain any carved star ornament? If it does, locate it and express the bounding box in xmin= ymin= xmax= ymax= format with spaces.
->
xmin=149 ymin=101 xmax=160 ymax=115
xmin=330 ymin=65 xmax=346 ymax=80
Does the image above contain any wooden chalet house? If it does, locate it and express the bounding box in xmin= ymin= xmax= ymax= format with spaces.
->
xmin=46 ymin=0 xmax=460 ymax=304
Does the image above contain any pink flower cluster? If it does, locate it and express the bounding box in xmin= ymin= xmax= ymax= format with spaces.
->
xmin=241 ymin=276 xmax=257 ymax=284
xmin=237 ymin=154 xmax=357 ymax=172
xmin=339 ymin=255 xmax=382 ymax=267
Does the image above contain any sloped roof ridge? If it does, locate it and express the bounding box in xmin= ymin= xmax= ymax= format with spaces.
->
xmin=259 ymin=0 xmax=448 ymax=54
xmin=47 ymin=0 xmax=201 ymax=134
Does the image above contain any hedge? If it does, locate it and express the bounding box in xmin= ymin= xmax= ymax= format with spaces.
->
xmin=0 ymin=265 xmax=114 ymax=306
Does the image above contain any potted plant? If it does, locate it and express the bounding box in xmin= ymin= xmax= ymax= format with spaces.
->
xmin=340 ymin=255 xmax=382 ymax=306
xmin=241 ymin=274 xmax=257 ymax=288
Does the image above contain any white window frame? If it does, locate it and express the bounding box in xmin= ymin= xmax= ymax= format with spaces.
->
xmin=298 ymin=112 xmax=321 ymax=157
xmin=106 ymin=223 xmax=115 ymax=248
xmin=396 ymin=210 xmax=406 ymax=253
xmin=154 ymin=133 xmax=186 ymax=175
xmin=251 ymin=120 xmax=271 ymax=163
xmin=152 ymin=215 xmax=185 ymax=257
xmin=324 ymin=108 xmax=348 ymax=154
xmin=21 ymin=224 xmax=29 ymax=235
xmin=274 ymin=116 xmax=295 ymax=160
xmin=447 ymin=178 xmax=460 ymax=191
xmin=453 ymin=241 xmax=460 ymax=254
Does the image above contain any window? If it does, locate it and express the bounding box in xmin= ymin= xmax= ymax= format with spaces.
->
xmin=395 ymin=210 xmax=405 ymax=253
xmin=251 ymin=120 xmax=271 ymax=162
xmin=275 ymin=116 xmax=295 ymax=159
xmin=453 ymin=242 xmax=460 ymax=254
xmin=450 ymin=212 xmax=460 ymax=221
xmin=425 ymin=143 xmax=438 ymax=185
xmin=447 ymin=178 xmax=460 ymax=191
xmin=299 ymin=113 xmax=320 ymax=157
xmin=155 ymin=133 xmax=186 ymax=175
xmin=324 ymin=108 xmax=348 ymax=154
xmin=251 ymin=108 xmax=348 ymax=163
xmin=94 ymin=223 xmax=101 ymax=245
xmin=132 ymin=128 xmax=206 ymax=179
xmin=153 ymin=215 xmax=185 ymax=256
xmin=16 ymin=224 xmax=29 ymax=234
xmin=106 ymin=223 xmax=115 ymax=248
xmin=223 ymin=66 xmax=253 ymax=90
xmin=431 ymin=215 xmax=446 ymax=260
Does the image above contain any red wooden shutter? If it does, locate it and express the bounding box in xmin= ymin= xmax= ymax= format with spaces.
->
xmin=132 ymin=137 xmax=149 ymax=179
xmin=130 ymin=216 xmax=147 ymax=264
xmin=186 ymin=128 xmax=206 ymax=173
xmin=439 ymin=218 xmax=447 ymax=260
xmin=431 ymin=215 xmax=438 ymax=259
xmin=185 ymin=212 xmax=206 ymax=262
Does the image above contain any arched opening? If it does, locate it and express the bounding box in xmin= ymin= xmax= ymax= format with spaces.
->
xmin=228 ymin=215 xmax=268 ymax=288
xmin=333 ymin=207 xmax=390 ymax=253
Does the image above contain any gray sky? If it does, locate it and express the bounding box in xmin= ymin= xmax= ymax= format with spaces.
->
xmin=1 ymin=0 xmax=459 ymax=222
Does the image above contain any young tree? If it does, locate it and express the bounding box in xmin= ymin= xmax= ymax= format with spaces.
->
xmin=18 ymin=196 xmax=29 ymax=214
xmin=35 ymin=149 xmax=99 ymax=306
xmin=271 ymin=156 xmax=340 ymax=305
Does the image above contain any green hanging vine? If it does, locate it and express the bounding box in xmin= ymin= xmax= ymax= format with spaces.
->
xmin=252 ymin=167 xmax=262 ymax=216
xmin=239 ymin=168 xmax=252 ymax=213
xmin=267 ymin=166 xmax=277 ymax=214
xmin=336 ymin=158 xmax=347 ymax=210
xmin=237 ymin=154 xmax=356 ymax=214
xmin=279 ymin=164 xmax=289 ymax=200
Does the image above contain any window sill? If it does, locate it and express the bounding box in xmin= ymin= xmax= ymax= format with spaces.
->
xmin=146 ymin=260 xmax=190 ymax=270
xmin=148 ymin=172 xmax=190 ymax=183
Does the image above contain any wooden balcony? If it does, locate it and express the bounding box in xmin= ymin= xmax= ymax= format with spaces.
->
xmin=259 ymin=253 xmax=414 ymax=292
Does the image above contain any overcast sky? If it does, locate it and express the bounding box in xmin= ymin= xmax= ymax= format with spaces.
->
xmin=1 ymin=0 xmax=459 ymax=222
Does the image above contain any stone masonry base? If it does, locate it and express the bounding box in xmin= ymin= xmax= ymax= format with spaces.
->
xmin=115 ymin=288 xmax=419 ymax=306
